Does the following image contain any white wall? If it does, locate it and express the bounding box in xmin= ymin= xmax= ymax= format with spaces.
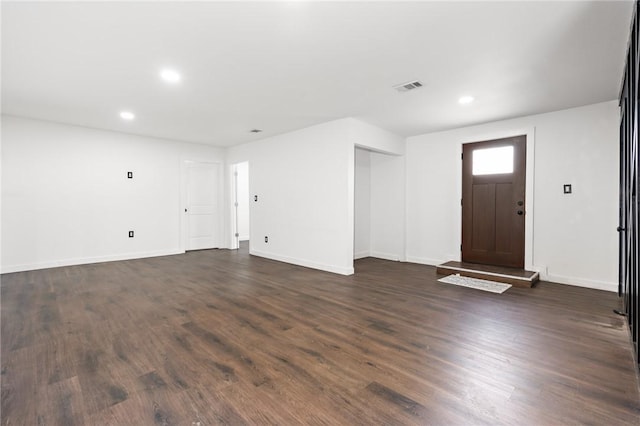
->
xmin=227 ymin=118 xmax=355 ymax=275
xmin=5 ymin=103 xmax=617 ymax=293
xmin=2 ymin=115 xmax=403 ymax=277
xmin=406 ymin=101 xmax=619 ymax=291
xmin=354 ymin=148 xmax=371 ymax=259
xmin=370 ymin=151 xmax=406 ymax=261
xmin=349 ymin=118 xmax=405 ymax=155
xmin=235 ymin=161 xmax=250 ymax=241
xmin=1 ymin=115 xmax=225 ymax=273
xmin=226 ymin=117 xmax=404 ymax=275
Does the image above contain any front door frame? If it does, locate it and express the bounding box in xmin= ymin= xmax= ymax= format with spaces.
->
xmin=455 ymin=127 xmax=536 ymax=272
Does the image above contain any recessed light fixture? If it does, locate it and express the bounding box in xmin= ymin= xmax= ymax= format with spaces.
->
xmin=459 ymin=95 xmax=475 ymax=105
xmin=250 ymin=129 xmax=263 ymax=133
xmin=160 ymin=68 xmax=181 ymax=83
xmin=120 ymin=111 xmax=135 ymax=120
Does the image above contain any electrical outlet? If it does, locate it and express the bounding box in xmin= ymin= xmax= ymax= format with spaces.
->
xmin=127 ymin=171 xmax=133 ymax=179
xmin=264 ymin=236 xmax=268 ymax=243
xmin=129 ymin=231 xmax=134 ymax=238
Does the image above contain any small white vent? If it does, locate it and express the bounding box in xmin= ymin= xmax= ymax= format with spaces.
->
xmin=393 ymin=80 xmax=423 ymax=93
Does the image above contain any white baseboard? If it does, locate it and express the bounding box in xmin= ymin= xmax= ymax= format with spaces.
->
xmin=403 ymin=257 xmax=616 ymax=292
xmin=370 ymin=251 xmax=401 ymax=262
xmin=250 ymin=249 xmax=354 ymax=275
xmin=1 ymin=249 xmax=184 ymax=274
xmin=354 ymin=250 xmax=370 ymax=260
xmin=4 ymin=249 xmax=615 ymax=293
xmin=544 ymin=273 xmax=617 ymax=292
xmin=405 ymin=256 xmax=445 ymax=267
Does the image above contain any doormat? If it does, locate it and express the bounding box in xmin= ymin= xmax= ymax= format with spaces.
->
xmin=438 ymin=274 xmax=512 ymax=294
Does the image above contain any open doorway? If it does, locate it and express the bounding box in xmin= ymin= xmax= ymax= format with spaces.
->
xmin=354 ymin=147 xmax=371 ymax=259
xmin=353 ymin=146 xmax=405 ymax=264
xmin=232 ymin=161 xmax=250 ymax=250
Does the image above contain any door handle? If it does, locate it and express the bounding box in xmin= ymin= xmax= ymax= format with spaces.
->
xmin=517 ymin=210 xmax=524 ymax=215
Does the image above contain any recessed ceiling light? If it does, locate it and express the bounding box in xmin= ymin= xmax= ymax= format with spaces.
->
xmin=160 ymin=69 xmax=181 ymax=83
xmin=459 ymin=95 xmax=474 ymax=105
xmin=120 ymin=111 xmax=135 ymax=120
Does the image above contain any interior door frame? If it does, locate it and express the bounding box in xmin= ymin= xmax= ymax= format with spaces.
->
xmin=228 ymin=161 xmax=250 ymax=250
xmin=179 ymin=159 xmax=224 ymax=253
xmin=455 ymin=127 xmax=536 ymax=272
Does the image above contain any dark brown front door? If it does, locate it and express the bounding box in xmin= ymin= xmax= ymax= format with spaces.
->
xmin=462 ymin=135 xmax=526 ymax=268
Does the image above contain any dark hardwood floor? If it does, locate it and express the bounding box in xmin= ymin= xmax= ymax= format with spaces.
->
xmin=2 ymin=244 xmax=639 ymax=425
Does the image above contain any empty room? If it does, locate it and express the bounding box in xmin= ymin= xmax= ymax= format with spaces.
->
xmin=2 ymin=1 xmax=640 ymax=425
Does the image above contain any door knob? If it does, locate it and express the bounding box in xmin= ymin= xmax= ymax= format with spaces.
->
xmin=517 ymin=210 xmax=524 ymax=215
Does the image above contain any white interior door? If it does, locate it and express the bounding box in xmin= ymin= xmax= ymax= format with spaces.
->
xmin=186 ymin=162 xmax=220 ymax=250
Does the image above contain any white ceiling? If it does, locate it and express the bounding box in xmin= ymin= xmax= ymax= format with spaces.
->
xmin=2 ymin=1 xmax=634 ymax=147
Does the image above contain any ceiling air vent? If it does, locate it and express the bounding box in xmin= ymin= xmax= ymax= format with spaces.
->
xmin=393 ymin=80 xmax=423 ymax=93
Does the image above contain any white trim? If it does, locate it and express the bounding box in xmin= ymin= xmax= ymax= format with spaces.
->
xmin=250 ymin=249 xmax=354 ymax=275
xmin=398 ymin=152 xmax=408 ymax=262
xmin=524 ymin=130 xmax=536 ymax=272
xmin=347 ymin=144 xmax=356 ymax=273
xmin=456 ymin=128 xmax=536 ymax=270
xmin=545 ymin=274 xmax=617 ymax=292
xmin=370 ymin=251 xmax=401 ymax=261
xmin=228 ymin=161 xmax=250 ymax=250
xmin=354 ymin=250 xmax=370 ymax=260
xmin=405 ymin=256 xmax=445 ymax=267
xmin=353 ymin=143 xmax=404 ymax=157
xmin=230 ymin=162 xmax=240 ymax=250
xmin=1 ymin=249 xmax=184 ymax=274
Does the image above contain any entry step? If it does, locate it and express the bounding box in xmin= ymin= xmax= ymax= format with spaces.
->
xmin=436 ymin=261 xmax=539 ymax=288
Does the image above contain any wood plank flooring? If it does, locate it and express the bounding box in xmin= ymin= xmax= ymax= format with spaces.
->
xmin=2 ymin=244 xmax=640 ymax=425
